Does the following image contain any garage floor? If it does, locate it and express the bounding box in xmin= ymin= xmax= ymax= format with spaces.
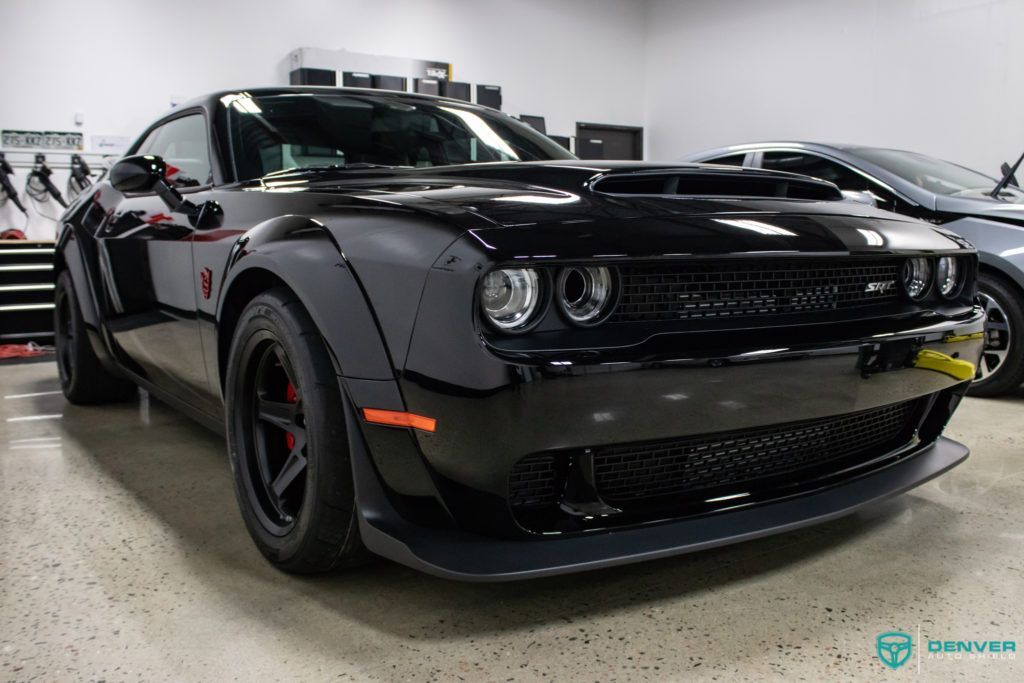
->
xmin=1 ymin=361 xmax=1021 ymax=681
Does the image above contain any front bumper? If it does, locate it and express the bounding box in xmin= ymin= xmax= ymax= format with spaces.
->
xmin=351 ymin=405 xmax=968 ymax=581
xmin=346 ymin=302 xmax=983 ymax=578
xmin=394 ymin=303 xmax=980 ymax=520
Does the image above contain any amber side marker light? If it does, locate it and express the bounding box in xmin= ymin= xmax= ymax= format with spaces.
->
xmin=362 ymin=408 xmax=437 ymax=433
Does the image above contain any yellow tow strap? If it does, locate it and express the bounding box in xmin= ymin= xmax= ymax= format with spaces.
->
xmin=913 ymin=349 xmax=976 ymax=382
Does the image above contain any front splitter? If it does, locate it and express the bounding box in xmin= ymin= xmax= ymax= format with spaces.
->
xmin=348 ymin=402 xmax=968 ymax=582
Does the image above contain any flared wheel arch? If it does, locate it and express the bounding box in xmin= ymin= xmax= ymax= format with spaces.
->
xmin=214 ymin=217 xmax=396 ymax=394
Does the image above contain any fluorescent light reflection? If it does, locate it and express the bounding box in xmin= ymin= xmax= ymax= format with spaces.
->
xmin=713 ymin=218 xmax=797 ymax=236
xmin=4 ymin=391 xmax=61 ymax=400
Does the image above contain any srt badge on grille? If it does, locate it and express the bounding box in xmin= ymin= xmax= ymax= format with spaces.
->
xmin=864 ymin=280 xmax=895 ymax=293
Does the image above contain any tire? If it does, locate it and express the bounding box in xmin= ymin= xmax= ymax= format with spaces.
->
xmin=54 ymin=271 xmax=136 ymax=404
xmin=970 ymin=273 xmax=1024 ymax=398
xmin=225 ymin=288 xmax=369 ymax=573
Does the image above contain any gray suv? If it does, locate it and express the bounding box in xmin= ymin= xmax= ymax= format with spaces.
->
xmin=684 ymin=142 xmax=1024 ymax=397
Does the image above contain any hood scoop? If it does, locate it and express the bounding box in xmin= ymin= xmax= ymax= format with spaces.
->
xmin=591 ymin=169 xmax=842 ymax=201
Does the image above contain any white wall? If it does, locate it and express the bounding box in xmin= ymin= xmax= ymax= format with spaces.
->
xmin=0 ymin=0 xmax=645 ymax=148
xmin=643 ymin=0 xmax=1024 ymax=176
xmin=4 ymin=0 xmax=1022 ymax=236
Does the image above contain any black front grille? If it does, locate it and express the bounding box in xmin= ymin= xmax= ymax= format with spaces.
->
xmin=593 ymin=400 xmax=918 ymax=503
xmin=611 ymin=258 xmax=901 ymax=323
xmin=508 ymin=454 xmax=562 ymax=508
xmin=508 ymin=399 xmax=922 ymax=519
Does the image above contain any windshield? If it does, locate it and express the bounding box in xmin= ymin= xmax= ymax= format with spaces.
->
xmin=222 ymin=92 xmax=573 ymax=181
xmin=850 ymin=146 xmax=1022 ymax=199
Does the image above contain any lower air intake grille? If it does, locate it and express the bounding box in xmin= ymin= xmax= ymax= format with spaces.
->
xmin=508 ymin=454 xmax=562 ymax=508
xmin=593 ymin=400 xmax=918 ymax=503
xmin=611 ymin=258 xmax=901 ymax=323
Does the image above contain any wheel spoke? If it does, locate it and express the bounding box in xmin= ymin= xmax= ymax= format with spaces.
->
xmin=975 ymin=291 xmax=1013 ymax=384
xmin=271 ymin=448 xmax=308 ymax=497
xmin=257 ymin=396 xmax=297 ymax=431
xmin=273 ymin=346 xmax=298 ymax=388
xmin=244 ymin=339 xmax=312 ymax=530
xmin=252 ymin=427 xmax=278 ymax=491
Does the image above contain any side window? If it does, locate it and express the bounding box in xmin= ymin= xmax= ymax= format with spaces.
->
xmin=136 ymin=114 xmax=211 ymax=189
xmin=703 ymin=153 xmax=747 ymax=166
xmin=761 ymin=151 xmax=899 ymax=210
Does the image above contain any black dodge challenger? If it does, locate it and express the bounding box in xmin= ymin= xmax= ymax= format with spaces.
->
xmin=54 ymin=87 xmax=985 ymax=580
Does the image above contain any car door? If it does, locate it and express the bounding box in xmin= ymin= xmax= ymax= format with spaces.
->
xmin=96 ymin=111 xmax=217 ymax=413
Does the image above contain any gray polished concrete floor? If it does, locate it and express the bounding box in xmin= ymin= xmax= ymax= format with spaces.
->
xmin=1 ymin=361 xmax=1022 ymax=682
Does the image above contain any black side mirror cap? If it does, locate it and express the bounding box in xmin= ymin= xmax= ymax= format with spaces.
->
xmin=110 ymin=155 xmax=166 ymax=194
xmin=108 ymin=154 xmax=218 ymax=227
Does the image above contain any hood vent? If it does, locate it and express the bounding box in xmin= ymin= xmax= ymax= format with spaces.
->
xmin=591 ymin=170 xmax=842 ymax=201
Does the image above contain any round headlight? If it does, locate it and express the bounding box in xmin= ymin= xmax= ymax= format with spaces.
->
xmin=480 ymin=268 xmax=542 ymax=331
xmin=901 ymin=257 xmax=932 ymax=300
xmin=935 ymin=256 xmax=962 ymax=298
xmin=556 ymin=266 xmax=616 ymax=326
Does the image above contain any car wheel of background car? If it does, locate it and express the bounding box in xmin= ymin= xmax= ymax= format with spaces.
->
xmin=225 ymin=287 xmax=370 ymax=573
xmin=970 ymin=273 xmax=1024 ymax=397
xmin=54 ymin=271 xmax=137 ymax=404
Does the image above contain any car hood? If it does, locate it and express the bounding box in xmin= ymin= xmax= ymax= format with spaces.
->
xmin=935 ymin=194 xmax=1024 ymax=226
xmin=251 ymin=161 xmax=972 ymax=259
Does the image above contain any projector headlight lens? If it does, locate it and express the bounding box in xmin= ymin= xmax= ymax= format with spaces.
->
xmin=556 ymin=266 xmax=616 ymax=326
xmin=902 ymin=257 xmax=932 ymax=300
xmin=480 ymin=268 xmax=542 ymax=331
xmin=935 ymin=256 xmax=962 ymax=298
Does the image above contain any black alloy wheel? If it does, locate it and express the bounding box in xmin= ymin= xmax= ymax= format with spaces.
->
xmin=240 ymin=338 xmax=308 ymax=534
xmin=54 ymin=281 xmax=75 ymax=387
xmin=226 ymin=288 xmax=368 ymax=572
xmin=54 ymin=271 xmax=136 ymax=404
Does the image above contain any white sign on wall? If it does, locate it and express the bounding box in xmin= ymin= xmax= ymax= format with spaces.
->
xmin=91 ymin=135 xmax=131 ymax=154
xmin=1 ymin=129 xmax=83 ymax=150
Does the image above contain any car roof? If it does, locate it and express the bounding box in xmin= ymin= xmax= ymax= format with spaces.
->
xmin=173 ymin=86 xmax=496 ymax=116
xmin=692 ymin=141 xmax=927 ymax=157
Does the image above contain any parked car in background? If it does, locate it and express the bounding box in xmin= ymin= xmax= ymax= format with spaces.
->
xmin=684 ymin=142 xmax=1024 ymax=397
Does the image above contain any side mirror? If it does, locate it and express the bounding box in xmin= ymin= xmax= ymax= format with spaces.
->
xmin=110 ymin=155 xmax=165 ymax=194
xmin=841 ymin=189 xmax=878 ymax=208
xmin=108 ymin=153 xmax=221 ymax=229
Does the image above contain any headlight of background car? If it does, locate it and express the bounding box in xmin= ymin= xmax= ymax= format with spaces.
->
xmin=480 ymin=268 xmax=542 ymax=331
xmin=556 ymin=266 xmax=617 ymax=326
xmin=935 ymin=256 xmax=962 ymax=298
xmin=901 ymin=257 xmax=932 ymax=300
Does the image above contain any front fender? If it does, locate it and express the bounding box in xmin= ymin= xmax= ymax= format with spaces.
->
xmin=217 ymin=215 xmax=395 ymax=381
xmin=943 ymin=216 xmax=1024 ymax=289
xmin=54 ymin=205 xmax=122 ymax=374
xmin=216 ymin=215 xmax=439 ymax=503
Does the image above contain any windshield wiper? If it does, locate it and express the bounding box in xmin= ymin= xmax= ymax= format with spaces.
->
xmin=336 ymin=163 xmax=410 ymax=169
xmin=263 ymin=163 xmax=409 ymax=179
xmin=991 ymin=150 xmax=1024 ymax=198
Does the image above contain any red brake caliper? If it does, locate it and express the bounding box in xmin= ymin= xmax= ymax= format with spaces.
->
xmin=285 ymin=383 xmax=297 ymax=451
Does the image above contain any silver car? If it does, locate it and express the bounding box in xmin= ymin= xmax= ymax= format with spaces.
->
xmin=684 ymin=142 xmax=1024 ymax=397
